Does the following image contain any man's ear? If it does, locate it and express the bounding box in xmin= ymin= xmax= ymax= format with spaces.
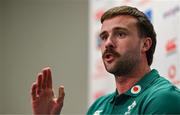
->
xmin=141 ymin=37 xmax=152 ymax=53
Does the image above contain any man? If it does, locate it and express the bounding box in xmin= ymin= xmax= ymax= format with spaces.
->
xmin=31 ymin=6 xmax=180 ymax=115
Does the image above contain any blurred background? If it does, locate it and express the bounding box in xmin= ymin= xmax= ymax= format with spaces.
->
xmin=0 ymin=0 xmax=88 ymax=114
xmin=0 ymin=0 xmax=180 ymax=114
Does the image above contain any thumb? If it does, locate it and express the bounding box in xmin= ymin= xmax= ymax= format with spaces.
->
xmin=57 ymin=85 xmax=65 ymax=105
xmin=51 ymin=85 xmax=65 ymax=115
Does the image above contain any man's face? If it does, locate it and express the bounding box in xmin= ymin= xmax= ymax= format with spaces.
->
xmin=100 ymin=15 xmax=143 ymax=76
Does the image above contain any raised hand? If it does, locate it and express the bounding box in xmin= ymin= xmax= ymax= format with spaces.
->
xmin=31 ymin=67 xmax=65 ymax=115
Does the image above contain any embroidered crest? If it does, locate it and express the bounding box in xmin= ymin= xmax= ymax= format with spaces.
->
xmin=124 ymin=101 xmax=136 ymax=115
xmin=93 ymin=110 xmax=103 ymax=115
xmin=131 ymin=85 xmax=141 ymax=94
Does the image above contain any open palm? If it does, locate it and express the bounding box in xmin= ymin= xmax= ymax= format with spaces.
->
xmin=31 ymin=67 xmax=65 ymax=115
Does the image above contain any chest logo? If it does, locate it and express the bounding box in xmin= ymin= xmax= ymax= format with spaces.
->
xmin=131 ymin=85 xmax=141 ymax=94
xmin=93 ymin=110 xmax=103 ymax=115
xmin=124 ymin=101 xmax=136 ymax=115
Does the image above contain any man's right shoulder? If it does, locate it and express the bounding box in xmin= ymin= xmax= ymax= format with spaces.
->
xmin=87 ymin=91 xmax=115 ymax=114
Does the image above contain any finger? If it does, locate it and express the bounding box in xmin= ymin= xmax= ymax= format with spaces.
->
xmin=42 ymin=67 xmax=48 ymax=89
xmin=47 ymin=68 xmax=52 ymax=89
xmin=57 ymin=85 xmax=65 ymax=104
xmin=36 ymin=73 xmax=43 ymax=95
xmin=31 ymin=82 xmax=37 ymax=101
xmin=51 ymin=86 xmax=65 ymax=114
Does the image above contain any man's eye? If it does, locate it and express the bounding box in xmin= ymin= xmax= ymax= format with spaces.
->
xmin=100 ymin=35 xmax=107 ymax=41
xmin=116 ymin=32 xmax=126 ymax=38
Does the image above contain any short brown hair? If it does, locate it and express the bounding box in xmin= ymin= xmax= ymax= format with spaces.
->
xmin=101 ymin=6 xmax=156 ymax=66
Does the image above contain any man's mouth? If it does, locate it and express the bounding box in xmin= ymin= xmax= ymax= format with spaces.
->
xmin=103 ymin=53 xmax=115 ymax=63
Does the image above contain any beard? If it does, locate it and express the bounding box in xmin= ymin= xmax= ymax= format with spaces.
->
xmin=102 ymin=47 xmax=141 ymax=77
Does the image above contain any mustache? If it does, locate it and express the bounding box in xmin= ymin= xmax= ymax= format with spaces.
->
xmin=102 ymin=48 xmax=120 ymax=58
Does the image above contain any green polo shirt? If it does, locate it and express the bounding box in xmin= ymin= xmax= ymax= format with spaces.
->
xmin=87 ymin=69 xmax=180 ymax=115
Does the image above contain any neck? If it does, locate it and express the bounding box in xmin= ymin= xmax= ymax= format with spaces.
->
xmin=115 ymin=63 xmax=151 ymax=94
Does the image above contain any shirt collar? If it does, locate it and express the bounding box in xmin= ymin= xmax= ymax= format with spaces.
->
xmin=125 ymin=69 xmax=159 ymax=97
xmin=110 ymin=69 xmax=159 ymax=103
xmin=109 ymin=89 xmax=119 ymax=103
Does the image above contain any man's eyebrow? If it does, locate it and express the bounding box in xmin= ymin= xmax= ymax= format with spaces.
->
xmin=99 ymin=27 xmax=129 ymax=37
xmin=99 ymin=31 xmax=107 ymax=38
xmin=113 ymin=27 xmax=128 ymax=32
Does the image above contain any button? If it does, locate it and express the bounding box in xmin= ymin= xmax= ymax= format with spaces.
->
xmin=131 ymin=85 xmax=141 ymax=94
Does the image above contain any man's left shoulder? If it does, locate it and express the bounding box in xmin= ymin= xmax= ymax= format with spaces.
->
xmin=143 ymin=84 xmax=180 ymax=114
xmin=150 ymin=77 xmax=180 ymax=104
xmin=154 ymin=85 xmax=180 ymax=100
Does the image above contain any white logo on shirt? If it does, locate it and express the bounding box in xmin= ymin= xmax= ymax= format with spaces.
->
xmin=124 ymin=101 xmax=136 ymax=115
xmin=94 ymin=110 xmax=103 ymax=115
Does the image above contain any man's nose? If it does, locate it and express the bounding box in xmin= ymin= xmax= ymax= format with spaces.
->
xmin=105 ymin=37 xmax=116 ymax=49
